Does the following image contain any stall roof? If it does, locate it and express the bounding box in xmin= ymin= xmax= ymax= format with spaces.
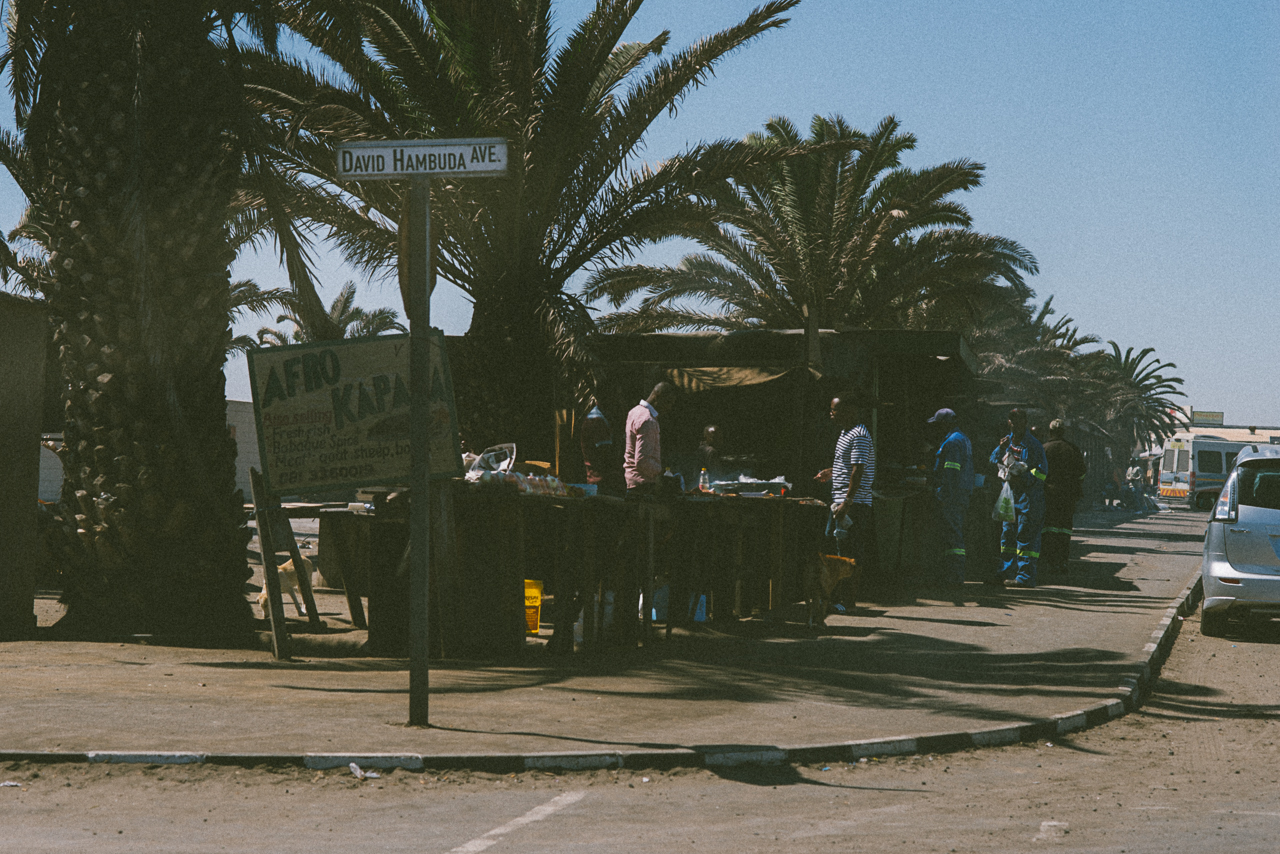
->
xmin=589 ymin=329 xmax=979 ymax=376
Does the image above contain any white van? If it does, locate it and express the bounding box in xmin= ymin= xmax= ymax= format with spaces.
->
xmin=1160 ymin=433 xmax=1251 ymax=511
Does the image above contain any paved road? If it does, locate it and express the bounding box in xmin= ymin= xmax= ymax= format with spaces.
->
xmin=6 ymin=605 xmax=1280 ymax=853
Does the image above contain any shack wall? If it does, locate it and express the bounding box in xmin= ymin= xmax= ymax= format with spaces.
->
xmin=0 ymin=295 xmax=48 ymax=639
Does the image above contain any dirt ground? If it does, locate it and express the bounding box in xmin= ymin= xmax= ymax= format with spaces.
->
xmin=4 ymin=603 xmax=1278 ymax=853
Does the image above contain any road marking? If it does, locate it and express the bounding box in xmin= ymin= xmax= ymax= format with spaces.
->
xmin=448 ymin=791 xmax=586 ymax=853
xmin=1212 ymin=810 xmax=1280 ymax=818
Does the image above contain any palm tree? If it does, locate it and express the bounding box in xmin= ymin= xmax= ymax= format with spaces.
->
xmin=255 ymin=281 xmax=406 ymax=346
xmin=3 ymin=1 xmax=295 ymax=640
xmin=237 ymin=0 xmax=803 ymax=457
xmin=972 ymin=297 xmax=1103 ymax=421
xmin=1096 ymin=343 xmax=1186 ymax=453
xmin=227 ymin=280 xmax=296 ymax=354
xmin=586 ymin=114 xmax=1037 ymax=334
xmin=0 ymin=128 xmax=53 ymax=297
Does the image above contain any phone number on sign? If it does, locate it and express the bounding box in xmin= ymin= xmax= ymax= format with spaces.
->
xmin=306 ymin=463 xmax=376 ymax=483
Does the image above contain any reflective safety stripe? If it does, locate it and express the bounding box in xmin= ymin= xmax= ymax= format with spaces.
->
xmin=1001 ymin=547 xmax=1017 ymax=555
xmin=945 ymin=548 xmax=966 ymax=556
xmin=1030 ymin=467 xmax=1047 ymax=481
xmin=1016 ymin=549 xmax=1040 ymax=558
xmin=944 ymin=461 xmax=961 ymax=470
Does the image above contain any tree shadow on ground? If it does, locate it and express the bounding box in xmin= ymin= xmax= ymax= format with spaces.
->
xmin=1051 ymin=560 xmax=1142 ymax=592
xmin=1195 ymin=615 xmax=1280 ymax=646
xmin=1074 ymin=542 xmax=1193 ymax=558
xmin=404 ymin=629 xmax=1148 ymax=756
xmin=1076 ymin=527 xmax=1205 ymax=544
xmin=701 ymin=761 xmax=928 ymax=791
xmin=1140 ymin=676 xmax=1273 ymax=723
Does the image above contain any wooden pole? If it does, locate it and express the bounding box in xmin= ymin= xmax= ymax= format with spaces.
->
xmin=408 ymin=178 xmax=432 ymax=726
xmin=249 ymin=467 xmax=290 ymax=660
xmin=279 ymin=516 xmax=322 ymax=629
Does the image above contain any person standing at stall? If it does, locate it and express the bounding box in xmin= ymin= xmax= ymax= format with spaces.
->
xmin=1041 ymin=419 xmax=1086 ymax=575
xmin=815 ymin=395 xmax=875 ymax=610
xmin=624 ymin=382 xmax=676 ymax=498
xmin=696 ymin=424 xmax=723 ymax=481
xmin=990 ymin=408 xmax=1048 ymax=588
xmin=927 ymin=408 xmax=973 ymax=585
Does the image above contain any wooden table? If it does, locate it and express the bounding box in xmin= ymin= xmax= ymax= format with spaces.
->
xmin=317 ymin=482 xmax=831 ymax=658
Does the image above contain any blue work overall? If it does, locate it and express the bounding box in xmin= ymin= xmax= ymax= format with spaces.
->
xmin=934 ymin=430 xmax=974 ymax=583
xmin=990 ymin=434 xmax=1047 ymax=586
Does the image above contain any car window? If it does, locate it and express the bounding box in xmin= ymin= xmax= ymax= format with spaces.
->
xmin=1198 ymin=451 xmax=1223 ymax=474
xmin=1176 ymin=450 xmax=1190 ymax=472
xmin=1238 ymin=460 xmax=1280 ymax=510
xmin=1162 ymin=449 xmax=1175 ymax=471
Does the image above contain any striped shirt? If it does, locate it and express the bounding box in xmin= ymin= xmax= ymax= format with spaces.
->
xmin=833 ymin=424 xmax=876 ymax=506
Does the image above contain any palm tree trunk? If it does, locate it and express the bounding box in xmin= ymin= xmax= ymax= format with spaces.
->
xmin=37 ymin=2 xmax=252 ymax=640
xmin=453 ymin=283 xmax=559 ymax=462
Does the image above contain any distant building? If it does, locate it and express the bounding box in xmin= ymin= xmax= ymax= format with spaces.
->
xmin=227 ymin=400 xmax=261 ymax=502
xmin=1180 ymin=408 xmax=1280 ymax=445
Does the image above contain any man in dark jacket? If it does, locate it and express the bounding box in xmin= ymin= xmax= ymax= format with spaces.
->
xmin=1041 ymin=419 xmax=1087 ymax=574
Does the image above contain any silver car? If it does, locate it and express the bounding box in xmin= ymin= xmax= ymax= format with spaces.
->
xmin=1200 ymin=444 xmax=1280 ymax=636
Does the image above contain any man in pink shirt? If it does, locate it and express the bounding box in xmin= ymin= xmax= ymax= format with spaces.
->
xmin=624 ymin=382 xmax=676 ymax=496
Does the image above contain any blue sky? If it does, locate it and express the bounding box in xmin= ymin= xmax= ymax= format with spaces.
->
xmin=3 ymin=1 xmax=1277 ymax=423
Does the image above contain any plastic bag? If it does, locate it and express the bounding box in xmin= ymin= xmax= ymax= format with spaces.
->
xmin=465 ymin=443 xmax=516 ymax=482
xmin=992 ymin=481 xmax=1016 ymax=522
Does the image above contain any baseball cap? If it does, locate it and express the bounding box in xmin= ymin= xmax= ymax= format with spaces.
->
xmin=926 ymin=408 xmax=957 ymax=424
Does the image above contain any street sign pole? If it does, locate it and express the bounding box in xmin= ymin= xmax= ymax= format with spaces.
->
xmin=407 ymin=178 xmax=431 ymax=726
xmin=337 ymin=137 xmax=507 ymax=728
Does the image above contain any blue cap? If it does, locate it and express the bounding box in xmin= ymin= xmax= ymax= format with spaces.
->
xmin=927 ymin=408 xmax=956 ymax=424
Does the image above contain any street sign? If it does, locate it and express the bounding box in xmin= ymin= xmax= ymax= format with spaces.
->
xmin=336 ymin=138 xmax=508 ymax=180
xmin=334 ymin=135 xmax=508 ymax=727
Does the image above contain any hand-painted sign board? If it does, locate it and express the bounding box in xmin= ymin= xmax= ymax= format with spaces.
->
xmin=246 ymin=332 xmax=462 ymax=494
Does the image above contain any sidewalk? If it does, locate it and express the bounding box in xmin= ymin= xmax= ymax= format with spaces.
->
xmin=2 ymin=511 xmax=1206 ymax=769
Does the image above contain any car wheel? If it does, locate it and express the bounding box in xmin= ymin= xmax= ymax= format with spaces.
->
xmin=1200 ymin=607 xmax=1229 ymax=637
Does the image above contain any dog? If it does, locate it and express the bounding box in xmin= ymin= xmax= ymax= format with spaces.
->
xmin=257 ymin=556 xmax=313 ymax=618
xmin=808 ymin=553 xmax=859 ymax=627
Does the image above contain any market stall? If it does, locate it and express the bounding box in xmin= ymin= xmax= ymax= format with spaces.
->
xmin=315 ymin=478 xmax=830 ymax=658
xmin=583 ymin=329 xmax=991 ymax=589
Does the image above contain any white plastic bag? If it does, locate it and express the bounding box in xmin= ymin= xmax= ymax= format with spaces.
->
xmin=992 ymin=481 xmax=1016 ymax=522
xmin=465 ymin=443 xmax=516 ymax=482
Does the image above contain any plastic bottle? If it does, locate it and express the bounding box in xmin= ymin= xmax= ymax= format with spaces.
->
xmin=698 ymin=468 xmax=711 ymax=492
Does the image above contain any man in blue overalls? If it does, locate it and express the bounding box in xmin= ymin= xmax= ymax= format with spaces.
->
xmin=989 ymin=408 xmax=1048 ymax=588
xmin=928 ymin=408 xmax=973 ymax=585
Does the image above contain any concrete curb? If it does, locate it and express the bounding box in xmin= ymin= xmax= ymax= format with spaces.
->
xmin=2 ymin=572 xmax=1206 ymax=773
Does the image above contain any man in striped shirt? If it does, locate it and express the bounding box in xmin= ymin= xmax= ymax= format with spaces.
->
xmin=815 ymin=395 xmax=875 ymax=609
